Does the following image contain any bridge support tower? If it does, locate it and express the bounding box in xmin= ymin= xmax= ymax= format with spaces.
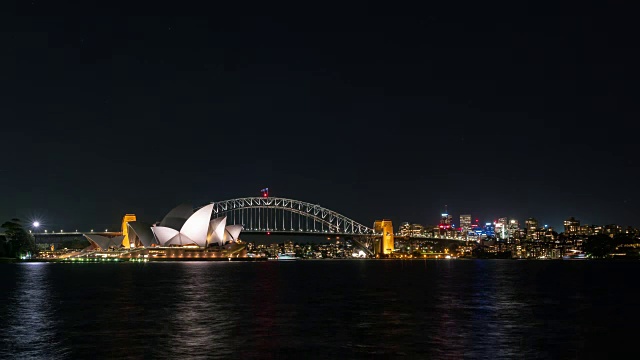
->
xmin=121 ymin=214 xmax=137 ymax=248
xmin=373 ymin=219 xmax=394 ymax=257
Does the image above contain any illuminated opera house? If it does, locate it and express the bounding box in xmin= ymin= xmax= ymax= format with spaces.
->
xmin=83 ymin=203 xmax=246 ymax=259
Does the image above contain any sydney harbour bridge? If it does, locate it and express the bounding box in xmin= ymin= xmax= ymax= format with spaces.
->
xmin=207 ymin=196 xmax=377 ymax=255
xmin=209 ymin=197 xmax=372 ymax=236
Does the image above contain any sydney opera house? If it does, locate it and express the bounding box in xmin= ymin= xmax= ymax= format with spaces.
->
xmin=83 ymin=203 xmax=248 ymax=260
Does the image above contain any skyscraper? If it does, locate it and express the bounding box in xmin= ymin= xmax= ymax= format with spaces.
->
xmin=495 ymin=217 xmax=508 ymax=239
xmin=525 ymin=218 xmax=538 ymax=235
xmin=440 ymin=205 xmax=452 ymax=227
xmin=507 ymin=219 xmax=520 ymax=240
xmin=460 ymin=214 xmax=472 ymax=237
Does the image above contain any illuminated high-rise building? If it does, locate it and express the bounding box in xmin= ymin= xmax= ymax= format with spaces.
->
xmin=483 ymin=222 xmax=495 ymax=238
xmin=460 ymin=214 xmax=472 ymax=236
xmin=439 ymin=205 xmax=452 ymax=229
xmin=524 ymin=218 xmax=540 ymax=240
xmin=564 ymin=217 xmax=580 ymax=235
xmin=507 ymin=219 xmax=519 ymax=239
xmin=525 ymin=218 xmax=538 ymax=235
xmin=495 ymin=217 xmax=508 ymax=239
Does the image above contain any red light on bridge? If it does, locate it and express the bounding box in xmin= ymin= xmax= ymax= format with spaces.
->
xmin=267 ymin=231 xmax=270 ymax=235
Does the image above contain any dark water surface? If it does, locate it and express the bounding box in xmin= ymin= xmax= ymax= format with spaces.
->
xmin=1 ymin=260 xmax=638 ymax=359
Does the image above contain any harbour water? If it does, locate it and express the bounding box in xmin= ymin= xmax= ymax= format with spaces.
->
xmin=1 ymin=259 xmax=638 ymax=359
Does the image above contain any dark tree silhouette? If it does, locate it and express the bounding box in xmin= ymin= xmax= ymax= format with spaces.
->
xmin=1 ymin=218 xmax=37 ymax=259
xmin=583 ymin=234 xmax=615 ymax=258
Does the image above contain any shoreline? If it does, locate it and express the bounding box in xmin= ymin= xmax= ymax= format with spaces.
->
xmin=6 ymin=256 xmax=639 ymax=263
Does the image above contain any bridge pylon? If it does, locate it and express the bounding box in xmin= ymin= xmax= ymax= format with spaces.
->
xmin=121 ymin=214 xmax=136 ymax=248
xmin=373 ymin=219 xmax=394 ymax=257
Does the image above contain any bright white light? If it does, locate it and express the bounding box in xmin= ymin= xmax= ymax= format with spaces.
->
xmin=33 ymin=221 xmax=40 ymax=228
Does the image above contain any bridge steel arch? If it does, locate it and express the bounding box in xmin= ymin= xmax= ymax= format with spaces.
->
xmin=209 ymin=197 xmax=374 ymax=237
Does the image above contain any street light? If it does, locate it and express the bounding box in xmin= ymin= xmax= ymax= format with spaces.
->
xmin=32 ymin=221 xmax=40 ymax=235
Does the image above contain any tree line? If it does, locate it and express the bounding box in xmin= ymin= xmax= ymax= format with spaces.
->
xmin=0 ymin=219 xmax=37 ymax=259
xmin=582 ymin=233 xmax=638 ymax=258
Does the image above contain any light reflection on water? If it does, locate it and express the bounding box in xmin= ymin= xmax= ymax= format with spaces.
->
xmin=1 ymin=263 xmax=65 ymax=359
xmin=162 ymin=262 xmax=233 ymax=359
xmin=1 ymin=260 xmax=639 ymax=359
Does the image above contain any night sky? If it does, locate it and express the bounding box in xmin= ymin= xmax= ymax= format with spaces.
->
xmin=2 ymin=2 xmax=638 ymax=232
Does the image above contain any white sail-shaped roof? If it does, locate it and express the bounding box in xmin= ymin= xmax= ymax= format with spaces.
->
xmin=208 ymin=216 xmax=227 ymax=246
xmin=224 ymin=225 xmax=243 ymax=242
xmin=84 ymin=234 xmax=111 ymax=250
xmin=84 ymin=234 xmax=124 ymax=250
xmin=109 ymin=236 xmax=124 ymax=248
xmin=128 ymin=221 xmax=157 ymax=248
xmin=152 ymin=226 xmax=179 ymax=246
xmin=159 ymin=203 xmax=193 ymax=230
xmin=180 ymin=204 xmax=214 ymax=247
xmin=152 ymin=203 xmax=214 ymax=247
xmin=163 ymin=233 xmax=197 ymax=246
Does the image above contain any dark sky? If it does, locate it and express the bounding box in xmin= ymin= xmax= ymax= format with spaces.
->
xmin=2 ymin=1 xmax=639 ymax=232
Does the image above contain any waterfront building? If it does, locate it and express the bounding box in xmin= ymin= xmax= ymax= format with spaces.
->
xmin=84 ymin=234 xmax=125 ymax=251
xmin=579 ymin=225 xmax=594 ymax=236
xmin=284 ymin=240 xmax=294 ymax=253
xmin=149 ymin=203 xmax=242 ymax=247
xmin=604 ymin=224 xmax=622 ymax=236
xmin=127 ymin=221 xmax=156 ymax=247
xmin=86 ymin=204 xmax=244 ymax=250
xmin=564 ymin=217 xmax=580 ymax=235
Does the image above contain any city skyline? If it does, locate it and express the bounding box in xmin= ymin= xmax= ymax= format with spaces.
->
xmin=3 ymin=2 xmax=638 ymax=231
xmin=8 ymin=196 xmax=628 ymax=236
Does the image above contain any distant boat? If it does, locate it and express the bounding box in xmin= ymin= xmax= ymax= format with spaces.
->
xmin=277 ymin=252 xmax=298 ymax=260
xmin=562 ymin=250 xmax=587 ymax=260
